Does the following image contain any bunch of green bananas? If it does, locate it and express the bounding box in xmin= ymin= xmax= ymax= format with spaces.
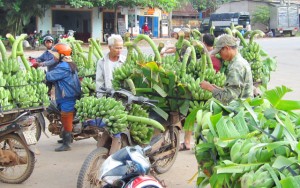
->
xmin=0 ymin=87 xmax=12 ymax=110
xmin=241 ymin=42 xmax=261 ymax=62
xmin=0 ymin=58 xmax=20 ymax=74
xmin=112 ymin=61 xmax=137 ymax=89
xmin=241 ymin=42 xmax=264 ymax=83
xmin=81 ymin=77 xmax=96 ymax=96
xmin=75 ymin=96 xmax=128 ymax=134
xmin=241 ymin=165 xmax=275 ymax=188
xmin=25 ymin=67 xmax=46 ymax=83
xmin=187 ymin=60 xmax=203 ymax=79
xmin=78 ymin=68 xmax=95 ymax=78
xmin=182 ymin=75 xmax=212 ymax=101
xmin=161 ymin=55 xmax=181 ymax=74
xmin=128 ymin=104 xmax=153 ymax=144
xmin=205 ymin=69 xmax=226 ymax=87
xmin=188 ymin=100 xmax=205 ymax=112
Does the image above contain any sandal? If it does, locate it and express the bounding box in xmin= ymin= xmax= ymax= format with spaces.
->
xmin=179 ymin=143 xmax=190 ymax=151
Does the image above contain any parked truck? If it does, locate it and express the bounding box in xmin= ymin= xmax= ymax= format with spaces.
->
xmin=209 ymin=12 xmax=250 ymax=36
xmin=269 ymin=3 xmax=299 ymax=37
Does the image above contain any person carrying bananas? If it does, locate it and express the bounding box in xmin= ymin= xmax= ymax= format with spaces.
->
xmin=46 ymin=43 xmax=81 ymax=152
xmin=200 ymin=34 xmax=253 ymax=105
xmin=96 ymin=34 xmax=126 ymax=155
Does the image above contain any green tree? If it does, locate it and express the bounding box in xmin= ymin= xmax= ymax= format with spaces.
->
xmin=0 ymin=0 xmax=55 ymax=36
xmin=252 ymin=5 xmax=270 ymax=26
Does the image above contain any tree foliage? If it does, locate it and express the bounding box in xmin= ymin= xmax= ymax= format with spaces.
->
xmin=189 ymin=0 xmax=232 ymax=12
xmin=0 ymin=0 xmax=180 ymax=36
xmin=252 ymin=5 xmax=270 ymax=26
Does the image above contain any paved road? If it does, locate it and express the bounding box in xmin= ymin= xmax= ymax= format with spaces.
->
xmin=1 ymin=37 xmax=300 ymax=188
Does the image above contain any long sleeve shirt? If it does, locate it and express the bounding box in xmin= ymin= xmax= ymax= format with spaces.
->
xmin=96 ymin=53 xmax=126 ymax=97
xmin=212 ymin=53 xmax=253 ymax=104
xmin=36 ymin=51 xmax=57 ymax=71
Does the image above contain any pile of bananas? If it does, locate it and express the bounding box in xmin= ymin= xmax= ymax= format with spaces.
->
xmin=75 ymin=96 xmax=128 ymax=134
xmin=81 ymin=77 xmax=96 ymax=96
xmin=128 ymin=104 xmax=153 ymax=144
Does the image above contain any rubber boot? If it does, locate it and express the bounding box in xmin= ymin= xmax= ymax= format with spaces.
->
xmin=55 ymin=131 xmax=72 ymax=152
xmin=109 ymin=137 xmax=122 ymax=155
xmin=57 ymin=112 xmax=74 ymax=144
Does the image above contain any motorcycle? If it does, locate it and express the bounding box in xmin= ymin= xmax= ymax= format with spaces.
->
xmin=41 ymin=100 xmax=103 ymax=142
xmin=0 ymin=111 xmax=39 ymax=184
xmin=77 ymin=88 xmax=182 ymax=187
xmin=87 ymin=136 xmax=165 ymax=188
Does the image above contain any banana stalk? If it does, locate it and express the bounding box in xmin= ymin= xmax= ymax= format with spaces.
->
xmin=0 ymin=39 xmax=7 ymax=63
xmin=133 ymin=34 xmax=161 ymax=64
xmin=89 ymin=38 xmax=103 ymax=58
xmin=127 ymin=115 xmax=165 ymax=132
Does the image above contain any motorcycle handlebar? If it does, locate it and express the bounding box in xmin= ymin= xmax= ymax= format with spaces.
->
xmin=98 ymin=87 xmax=157 ymax=106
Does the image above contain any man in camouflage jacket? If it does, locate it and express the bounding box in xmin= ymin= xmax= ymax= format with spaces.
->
xmin=200 ymin=34 xmax=253 ymax=104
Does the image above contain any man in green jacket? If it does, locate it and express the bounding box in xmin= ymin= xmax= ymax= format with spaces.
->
xmin=200 ymin=34 xmax=253 ymax=104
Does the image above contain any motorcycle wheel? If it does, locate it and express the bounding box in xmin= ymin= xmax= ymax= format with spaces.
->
xmin=77 ymin=147 xmax=109 ymax=188
xmin=152 ymin=127 xmax=180 ymax=174
xmin=0 ymin=134 xmax=35 ymax=184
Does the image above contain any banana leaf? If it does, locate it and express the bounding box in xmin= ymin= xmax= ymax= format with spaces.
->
xmin=215 ymin=160 xmax=263 ymax=174
xmin=280 ymin=175 xmax=300 ymax=187
xmin=272 ymin=156 xmax=298 ymax=170
xmin=263 ymin=86 xmax=300 ymax=111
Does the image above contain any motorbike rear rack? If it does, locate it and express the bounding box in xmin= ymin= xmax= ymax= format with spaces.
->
xmin=0 ymin=105 xmax=46 ymax=117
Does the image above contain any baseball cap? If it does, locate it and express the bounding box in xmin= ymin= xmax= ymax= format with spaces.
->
xmin=211 ymin=34 xmax=238 ymax=55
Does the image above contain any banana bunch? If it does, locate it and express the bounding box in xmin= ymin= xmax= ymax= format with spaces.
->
xmin=187 ymin=60 xmax=203 ymax=79
xmin=188 ymin=100 xmax=205 ymax=112
xmin=0 ymin=87 xmax=12 ymax=110
xmin=161 ymin=55 xmax=181 ymax=74
xmin=78 ymin=68 xmax=95 ymax=78
xmin=240 ymin=42 xmax=265 ymax=83
xmin=241 ymin=165 xmax=275 ymax=188
xmin=182 ymin=75 xmax=212 ymax=101
xmin=25 ymin=67 xmax=46 ymax=83
xmin=128 ymin=104 xmax=153 ymax=144
xmin=81 ymin=77 xmax=96 ymax=96
xmin=0 ymin=59 xmax=20 ymax=74
xmin=112 ymin=61 xmax=137 ymax=89
xmin=204 ymin=70 xmax=226 ymax=87
xmin=75 ymin=96 xmax=128 ymax=134
xmin=241 ymin=42 xmax=261 ymax=62
xmin=0 ymin=71 xmax=6 ymax=86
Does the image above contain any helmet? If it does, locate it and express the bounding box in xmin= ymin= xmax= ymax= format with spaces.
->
xmin=43 ymin=36 xmax=54 ymax=45
xmin=51 ymin=43 xmax=72 ymax=56
xmin=125 ymin=175 xmax=163 ymax=188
